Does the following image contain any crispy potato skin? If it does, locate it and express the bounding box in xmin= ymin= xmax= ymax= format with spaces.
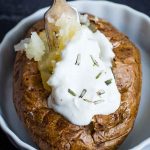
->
xmin=13 ymin=14 xmax=142 ymax=150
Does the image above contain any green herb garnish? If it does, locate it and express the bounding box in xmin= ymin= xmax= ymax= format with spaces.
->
xmin=68 ymin=89 xmax=76 ymax=96
xmin=75 ymin=54 xmax=81 ymax=65
xmin=90 ymin=55 xmax=99 ymax=67
xmin=79 ymin=89 xmax=87 ymax=98
xmin=96 ymin=72 xmax=102 ymax=79
xmin=97 ymin=90 xmax=105 ymax=96
xmin=105 ymin=79 xmax=112 ymax=85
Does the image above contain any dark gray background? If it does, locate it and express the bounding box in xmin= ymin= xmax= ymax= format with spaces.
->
xmin=0 ymin=0 xmax=150 ymax=149
xmin=0 ymin=0 xmax=150 ymax=42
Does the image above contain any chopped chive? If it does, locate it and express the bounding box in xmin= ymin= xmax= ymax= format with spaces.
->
xmin=83 ymin=99 xmax=104 ymax=104
xmin=83 ymin=99 xmax=93 ymax=103
xmin=96 ymin=72 xmax=102 ymax=79
xmin=79 ymin=89 xmax=87 ymax=98
xmin=75 ymin=54 xmax=81 ymax=66
xmin=89 ymin=23 xmax=97 ymax=32
xmin=105 ymin=79 xmax=112 ymax=85
xmin=55 ymin=33 xmax=59 ymax=38
xmin=93 ymin=100 xmax=104 ymax=105
xmin=94 ymin=16 xmax=99 ymax=22
xmin=97 ymin=90 xmax=105 ymax=96
xmin=68 ymin=89 xmax=76 ymax=96
xmin=90 ymin=55 xmax=99 ymax=67
xmin=99 ymin=52 xmax=101 ymax=60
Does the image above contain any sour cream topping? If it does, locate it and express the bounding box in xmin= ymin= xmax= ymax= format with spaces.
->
xmin=47 ymin=25 xmax=120 ymax=126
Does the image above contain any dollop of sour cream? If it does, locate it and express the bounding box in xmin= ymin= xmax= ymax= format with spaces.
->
xmin=47 ymin=25 xmax=121 ymax=126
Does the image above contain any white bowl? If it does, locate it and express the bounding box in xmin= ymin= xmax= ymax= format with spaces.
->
xmin=0 ymin=1 xmax=150 ymax=150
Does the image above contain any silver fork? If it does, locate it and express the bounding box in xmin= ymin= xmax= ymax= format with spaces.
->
xmin=45 ymin=0 xmax=78 ymax=50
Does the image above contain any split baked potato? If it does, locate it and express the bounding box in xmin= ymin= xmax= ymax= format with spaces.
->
xmin=13 ymin=14 xmax=142 ymax=150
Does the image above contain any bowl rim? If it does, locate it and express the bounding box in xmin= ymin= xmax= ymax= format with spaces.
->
xmin=0 ymin=1 xmax=150 ymax=150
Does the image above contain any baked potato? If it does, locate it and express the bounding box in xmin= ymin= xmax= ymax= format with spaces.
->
xmin=13 ymin=14 xmax=142 ymax=150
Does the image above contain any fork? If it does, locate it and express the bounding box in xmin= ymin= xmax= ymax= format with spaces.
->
xmin=45 ymin=0 xmax=78 ymax=50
